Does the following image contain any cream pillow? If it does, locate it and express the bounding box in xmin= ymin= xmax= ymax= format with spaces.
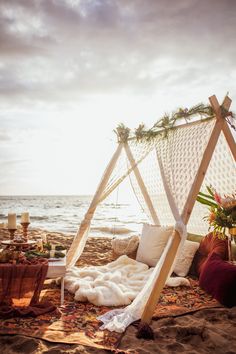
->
xmin=136 ymin=223 xmax=174 ymax=267
xmin=174 ymin=240 xmax=199 ymax=277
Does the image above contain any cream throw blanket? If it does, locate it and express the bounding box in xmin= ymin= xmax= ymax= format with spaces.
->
xmin=64 ymin=255 xmax=190 ymax=307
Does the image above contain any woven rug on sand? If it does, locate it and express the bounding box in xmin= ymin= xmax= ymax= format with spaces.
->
xmin=0 ymin=278 xmax=220 ymax=350
xmin=0 ymin=281 xmax=123 ymax=351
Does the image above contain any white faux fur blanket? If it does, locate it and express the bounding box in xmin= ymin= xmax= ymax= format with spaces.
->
xmin=64 ymin=255 xmax=190 ymax=307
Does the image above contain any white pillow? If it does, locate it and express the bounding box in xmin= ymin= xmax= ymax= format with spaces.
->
xmin=174 ymin=240 xmax=199 ymax=277
xmin=136 ymin=223 xmax=174 ymax=267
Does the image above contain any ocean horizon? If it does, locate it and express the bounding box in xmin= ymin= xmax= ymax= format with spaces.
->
xmin=0 ymin=195 xmax=148 ymax=237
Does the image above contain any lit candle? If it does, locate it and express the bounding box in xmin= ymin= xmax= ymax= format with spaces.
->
xmin=21 ymin=212 xmax=30 ymax=223
xmin=8 ymin=213 xmax=17 ymax=229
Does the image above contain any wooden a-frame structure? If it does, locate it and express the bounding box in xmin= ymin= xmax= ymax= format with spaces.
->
xmin=67 ymin=94 xmax=236 ymax=327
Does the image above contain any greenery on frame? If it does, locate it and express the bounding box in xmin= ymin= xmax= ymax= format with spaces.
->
xmin=114 ymin=102 xmax=235 ymax=143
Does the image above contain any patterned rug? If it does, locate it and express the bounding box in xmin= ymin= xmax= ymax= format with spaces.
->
xmin=0 ymin=277 xmax=220 ymax=350
xmin=0 ymin=281 xmax=123 ymax=350
xmin=0 ymin=237 xmax=221 ymax=350
xmin=153 ymin=277 xmax=220 ymax=320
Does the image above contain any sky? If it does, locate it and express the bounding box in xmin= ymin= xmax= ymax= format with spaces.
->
xmin=0 ymin=0 xmax=236 ymax=196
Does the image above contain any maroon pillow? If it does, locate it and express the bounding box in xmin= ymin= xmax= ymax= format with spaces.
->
xmin=199 ymin=252 xmax=236 ymax=308
xmin=193 ymin=232 xmax=228 ymax=277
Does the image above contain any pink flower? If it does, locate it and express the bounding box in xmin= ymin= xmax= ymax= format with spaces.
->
xmin=214 ymin=192 xmax=222 ymax=205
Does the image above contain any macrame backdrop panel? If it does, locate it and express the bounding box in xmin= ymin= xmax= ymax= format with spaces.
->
xmin=156 ymin=119 xmax=216 ymax=213
xmin=128 ymin=141 xmax=175 ymax=226
xmin=204 ymin=131 xmax=236 ymax=194
xmin=128 ymin=119 xmax=216 ymax=227
xmin=188 ymin=130 xmax=236 ymax=235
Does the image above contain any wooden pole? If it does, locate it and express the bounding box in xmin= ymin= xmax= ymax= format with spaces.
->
xmin=140 ymin=94 xmax=232 ymax=325
xmin=140 ymin=229 xmax=181 ymax=324
xmin=66 ymin=143 xmax=123 ymax=266
xmin=124 ymin=143 xmax=160 ymax=225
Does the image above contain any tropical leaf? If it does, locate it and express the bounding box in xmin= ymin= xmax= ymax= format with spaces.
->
xmin=196 ymin=195 xmax=217 ymax=208
xmin=198 ymin=191 xmax=216 ymax=201
xmin=206 ymin=185 xmax=215 ymax=196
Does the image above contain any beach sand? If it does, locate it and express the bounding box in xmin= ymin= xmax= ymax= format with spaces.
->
xmin=0 ymin=227 xmax=236 ymax=354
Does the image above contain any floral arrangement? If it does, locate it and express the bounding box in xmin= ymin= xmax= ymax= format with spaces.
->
xmin=197 ymin=186 xmax=236 ymax=238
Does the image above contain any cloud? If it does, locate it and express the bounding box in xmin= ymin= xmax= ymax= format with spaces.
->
xmin=0 ymin=132 xmax=11 ymax=141
xmin=0 ymin=0 xmax=235 ymax=107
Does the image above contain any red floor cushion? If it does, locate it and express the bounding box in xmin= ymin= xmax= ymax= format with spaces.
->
xmin=199 ymin=252 xmax=236 ymax=308
xmin=192 ymin=232 xmax=228 ymax=277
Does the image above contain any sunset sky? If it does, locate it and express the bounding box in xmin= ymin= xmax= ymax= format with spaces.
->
xmin=0 ymin=0 xmax=235 ymax=195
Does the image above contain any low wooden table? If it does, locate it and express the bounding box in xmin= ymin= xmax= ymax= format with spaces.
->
xmin=46 ymin=256 xmax=66 ymax=305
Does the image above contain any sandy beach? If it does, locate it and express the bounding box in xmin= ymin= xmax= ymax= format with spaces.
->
xmin=0 ymin=227 xmax=236 ymax=354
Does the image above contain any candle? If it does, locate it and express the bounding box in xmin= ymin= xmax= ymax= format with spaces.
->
xmin=42 ymin=234 xmax=47 ymax=243
xmin=8 ymin=213 xmax=17 ymax=229
xmin=37 ymin=239 xmax=43 ymax=251
xmin=50 ymin=250 xmax=55 ymax=258
xmin=21 ymin=212 xmax=30 ymax=223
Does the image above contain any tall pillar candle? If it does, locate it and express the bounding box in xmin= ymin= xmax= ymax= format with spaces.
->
xmin=21 ymin=212 xmax=30 ymax=223
xmin=8 ymin=213 xmax=17 ymax=229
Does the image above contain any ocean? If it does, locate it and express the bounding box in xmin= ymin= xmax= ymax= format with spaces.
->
xmin=0 ymin=195 xmax=148 ymax=237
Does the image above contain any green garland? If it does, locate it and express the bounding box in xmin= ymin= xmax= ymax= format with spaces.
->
xmin=114 ymin=103 xmax=235 ymax=143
